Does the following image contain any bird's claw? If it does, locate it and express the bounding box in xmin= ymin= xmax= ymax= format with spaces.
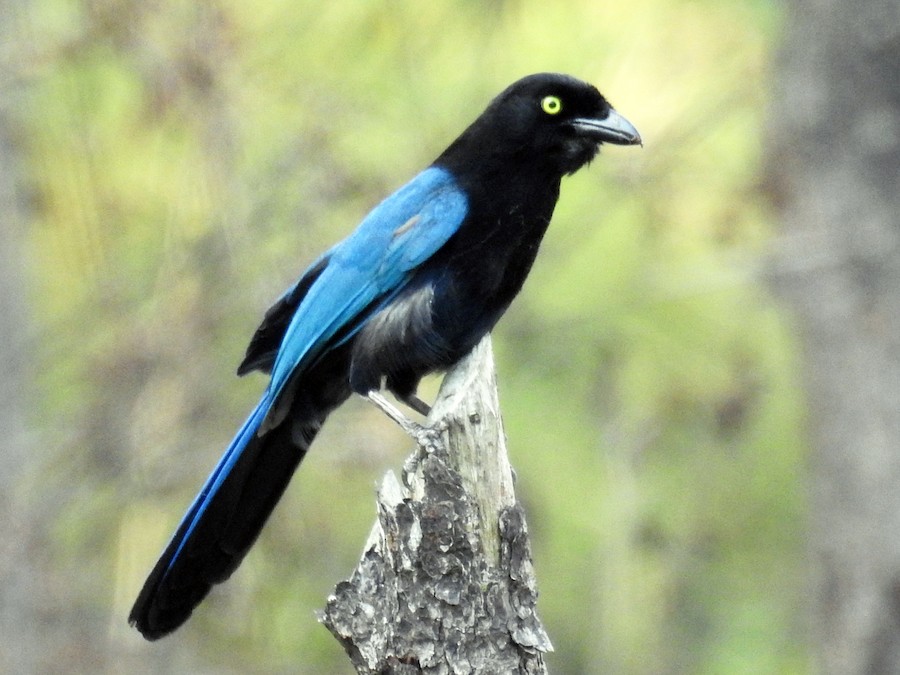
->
xmin=365 ymin=391 xmax=440 ymax=446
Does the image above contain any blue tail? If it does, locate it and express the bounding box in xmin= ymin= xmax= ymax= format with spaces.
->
xmin=129 ymin=358 xmax=350 ymax=639
xmin=164 ymin=394 xmax=272 ymax=571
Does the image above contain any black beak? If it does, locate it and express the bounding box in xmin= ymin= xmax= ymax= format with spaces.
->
xmin=570 ymin=109 xmax=642 ymax=146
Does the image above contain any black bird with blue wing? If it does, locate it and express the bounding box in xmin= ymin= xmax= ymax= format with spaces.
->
xmin=129 ymin=72 xmax=641 ymax=640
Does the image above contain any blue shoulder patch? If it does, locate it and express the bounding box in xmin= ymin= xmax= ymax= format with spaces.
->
xmin=266 ymin=167 xmax=468 ymax=401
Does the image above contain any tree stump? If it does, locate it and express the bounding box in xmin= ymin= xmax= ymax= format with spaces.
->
xmin=320 ymin=336 xmax=552 ymax=674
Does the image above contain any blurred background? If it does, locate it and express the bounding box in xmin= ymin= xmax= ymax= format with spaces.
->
xmin=2 ymin=0 xmax=898 ymax=673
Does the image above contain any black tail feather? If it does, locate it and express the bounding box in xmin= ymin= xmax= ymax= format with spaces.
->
xmin=130 ymin=350 xmax=351 ymax=640
xmin=129 ymin=416 xmax=316 ymax=639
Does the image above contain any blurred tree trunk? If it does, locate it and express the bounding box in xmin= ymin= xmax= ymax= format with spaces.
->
xmin=767 ymin=0 xmax=900 ymax=672
xmin=0 ymin=137 xmax=38 ymax=673
xmin=0 ymin=3 xmax=41 ymax=669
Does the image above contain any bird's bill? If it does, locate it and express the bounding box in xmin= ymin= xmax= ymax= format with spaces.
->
xmin=570 ymin=109 xmax=642 ymax=146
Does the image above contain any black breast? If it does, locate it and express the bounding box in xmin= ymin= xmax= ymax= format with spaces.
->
xmin=348 ymin=171 xmax=561 ymax=400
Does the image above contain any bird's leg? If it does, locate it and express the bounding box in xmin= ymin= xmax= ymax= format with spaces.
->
xmin=400 ymin=393 xmax=431 ymax=417
xmin=366 ymin=391 xmax=426 ymax=438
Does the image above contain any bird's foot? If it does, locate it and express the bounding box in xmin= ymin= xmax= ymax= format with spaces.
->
xmin=366 ymin=391 xmax=440 ymax=447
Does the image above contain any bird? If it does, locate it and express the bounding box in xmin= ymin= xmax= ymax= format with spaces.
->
xmin=129 ymin=72 xmax=641 ymax=640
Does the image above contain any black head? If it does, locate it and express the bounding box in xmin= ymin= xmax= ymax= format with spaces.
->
xmin=437 ymin=73 xmax=641 ymax=178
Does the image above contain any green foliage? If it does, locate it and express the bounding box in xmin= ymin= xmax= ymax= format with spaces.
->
xmin=19 ymin=0 xmax=805 ymax=672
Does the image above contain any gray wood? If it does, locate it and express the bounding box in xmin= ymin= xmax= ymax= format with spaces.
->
xmin=321 ymin=336 xmax=552 ymax=673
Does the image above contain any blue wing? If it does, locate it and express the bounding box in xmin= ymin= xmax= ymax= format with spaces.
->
xmin=131 ymin=167 xmax=470 ymax=634
xmin=182 ymin=166 xmax=467 ymax=548
xmin=266 ymin=166 xmax=468 ymax=403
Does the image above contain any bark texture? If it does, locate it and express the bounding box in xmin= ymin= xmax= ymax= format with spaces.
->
xmin=767 ymin=1 xmax=900 ymax=672
xmin=321 ymin=337 xmax=552 ymax=674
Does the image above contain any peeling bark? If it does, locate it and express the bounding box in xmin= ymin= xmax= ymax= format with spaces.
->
xmin=321 ymin=336 xmax=552 ymax=674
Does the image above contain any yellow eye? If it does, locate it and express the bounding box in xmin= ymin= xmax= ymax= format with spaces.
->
xmin=541 ymin=95 xmax=563 ymax=115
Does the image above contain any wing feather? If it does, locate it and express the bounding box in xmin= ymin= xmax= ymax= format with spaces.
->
xmin=261 ymin=167 xmax=467 ymax=422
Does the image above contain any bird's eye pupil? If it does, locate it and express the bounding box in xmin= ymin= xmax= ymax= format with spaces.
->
xmin=541 ymin=95 xmax=562 ymax=115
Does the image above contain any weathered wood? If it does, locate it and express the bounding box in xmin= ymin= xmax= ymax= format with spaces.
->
xmin=320 ymin=335 xmax=551 ymax=673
